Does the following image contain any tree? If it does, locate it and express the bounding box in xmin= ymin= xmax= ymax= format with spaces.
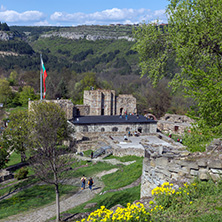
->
xmin=3 ymin=110 xmax=29 ymax=162
xmin=19 ymin=86 xmax=37 ymax=107
xmin=0 ymin=140 xmax=9 ymax=169
xmin=8 ymin=70 xmax=18 ymax=86
xmin=134 ymin=0 xmax=222 ymax=134
xmin=0 ymin=78 xmax=13 ymax=106
xmin=28 ymin=101 xmax=73 ymax=222
xmin=136 ymin=79 xmax=172 ymax=118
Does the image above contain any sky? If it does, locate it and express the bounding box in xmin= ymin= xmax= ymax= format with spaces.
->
xmin=0 ymin=0 xmax=169 ymax=26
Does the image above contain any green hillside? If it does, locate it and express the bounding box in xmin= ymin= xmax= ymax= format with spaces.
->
xmin=0 ymin=24 xmax=190 ymax=116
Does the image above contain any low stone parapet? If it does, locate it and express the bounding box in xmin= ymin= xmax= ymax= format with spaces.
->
xmin=141 ymin=138 xmax=222 ymax=198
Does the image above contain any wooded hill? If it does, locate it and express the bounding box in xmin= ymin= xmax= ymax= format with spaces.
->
xmin=2 ymin=25 xmax=138 ymax=74
xmin=0 ymin=24 xmax=189 ymax=116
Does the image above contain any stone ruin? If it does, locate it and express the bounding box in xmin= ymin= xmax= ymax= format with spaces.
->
xmin=28 ymin=89 xmax=137 ymax=120
xmin=141 ymin=136 xmax=222 ymax=198
xmin=157 ymin=114 xmax=194 ymax=134
xmin=83 ymin=89 xmax=136 ymax=116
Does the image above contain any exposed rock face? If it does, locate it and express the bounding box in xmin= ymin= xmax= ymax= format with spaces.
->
xmin=141 ymin=136 xmax=222 ymax=198
xmin=0 ymin=31 xmax=14 ymax=41
xmin=40 ymin=32 xmax=134 ymax=41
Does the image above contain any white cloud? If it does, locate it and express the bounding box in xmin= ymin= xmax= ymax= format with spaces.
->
xmin=0 ymin=6 xmax=167 ymax=26
xmin=154 ymin=9 xmax=165 ymax=16
xmin=0 ymin=9 xmax=45 ymax=23
xmin=34 ymin=20 xmax=52 ymax=26
xmin=50 ymin=8 xmax=167 ymax=25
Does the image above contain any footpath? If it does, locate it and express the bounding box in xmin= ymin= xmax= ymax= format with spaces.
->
xmin=1 ymin=177 xmax=104 ymax=222
xmin=1 ymin=156 xmax=136 ymax=222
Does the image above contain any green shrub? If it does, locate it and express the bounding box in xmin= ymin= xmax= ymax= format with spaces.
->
xmin=15 ymin=167 xmax=29 ymax=180
xmin=182 ymin=129 xmax=211 ymax=152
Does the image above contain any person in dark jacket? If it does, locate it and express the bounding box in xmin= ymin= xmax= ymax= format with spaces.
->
xmin=88 ymin=177 xmax=94 ymax=191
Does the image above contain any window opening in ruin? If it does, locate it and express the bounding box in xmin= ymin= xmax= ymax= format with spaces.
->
xmin=82 ymin=126 xmax=88 ymax=132
xmin=174 ymin=126 xmax=179 ymax=132
xmin=101 ymin=128 xmax=105 ymax=132
xmin=111 ymin=93 xmax=113 ymax=115
xmin=120 ymin=108 xmax=123 ymax=115
xmin=101 ymin=93 xmax=105 ymax=115
xmin=138 ymin=127 xmax=142 ymax=133
xmin=112 ymin=127 xmax=118 ymax=132
xmin=76 ymin=108 xmax=80 ymax=116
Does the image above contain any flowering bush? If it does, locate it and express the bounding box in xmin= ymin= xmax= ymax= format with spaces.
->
xmin=152 ymin=182 xmax=198 ymax=209
xmin=151 ymin=182 xmax=175 ymax=196
xmin=76 ymin=182 xmax=203 ymax=221
xmin=77 ymin=203 xmax=150 ymax=222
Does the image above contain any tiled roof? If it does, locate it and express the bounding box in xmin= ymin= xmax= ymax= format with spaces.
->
xmin=71 ymin=115 xmax=157 ymax=125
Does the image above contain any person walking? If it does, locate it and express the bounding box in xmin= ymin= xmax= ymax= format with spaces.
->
xmin=81 ymin=175 xmax=86 ymax=190
xmin=88 ymin=177 xmax=94 ymax=191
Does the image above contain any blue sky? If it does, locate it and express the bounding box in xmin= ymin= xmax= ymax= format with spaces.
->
xmin=0 ymin=0 xmax=169 ymax=26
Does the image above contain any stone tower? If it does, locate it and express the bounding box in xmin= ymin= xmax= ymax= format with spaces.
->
xmin=84 ymin=89 xmax=116 ymax=115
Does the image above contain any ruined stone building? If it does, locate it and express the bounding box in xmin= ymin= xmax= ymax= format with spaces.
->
xmin=82 ymin=89 xmax=137 ymax=116
xmin=29 ymin=89 xmax=157 ymax=134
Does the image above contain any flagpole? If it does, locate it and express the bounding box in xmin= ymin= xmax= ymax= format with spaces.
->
xmin=40 ymin=54 xmax=43 ymax=101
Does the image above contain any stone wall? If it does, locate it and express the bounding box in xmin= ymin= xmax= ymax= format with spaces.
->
xmin=141 ymin=137 xmax=222 ymax=198
xmin=0 ymin=169 xmax=14 ymax=182
xmin=84 ymin=89 xmax=116 ymax=115
xmin=29 ymin=99 xmax=74 ymax=120
xmin=75 ymin=132 xmax=146 ymax=157
xmin=75 ymin=122 xmax=157 ymax=134
xmin=116 ymin=94 xmax=137 ymax=115
xmin=74 ymin=105 xmax=90 ymax=116
xmin=113 ymin=147 xmax=144 ymax=157
xmin=83 ymin=89 xmax=136 ymax=116
xmin=157 ymin=114 xmax=194 ymax=134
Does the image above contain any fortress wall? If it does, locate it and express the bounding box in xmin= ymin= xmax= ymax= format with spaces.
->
xmin=116 ymin=94 xmax=136 ymax=115
xmin=28 ymin=99 xmax=74 ymax=119
xmin=74 ymin=122 xmax=156 ymax=134
xmin=141 ymin=138 xmax=222 ymax=198
xmin=74 ymin=105 xmax=90 ymax=116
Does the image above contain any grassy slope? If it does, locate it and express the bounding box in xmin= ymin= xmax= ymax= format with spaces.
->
xmin=0 ymin=155 xmax=142 ymax=220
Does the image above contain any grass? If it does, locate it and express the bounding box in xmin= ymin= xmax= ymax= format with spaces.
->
xmin=101 ymin=158 xmax=142 ymax=191
xmin=0 ymin=155 xmax=142 ymax=220
xmin=104 ymin=155 xmax=142 ymax=162
xmin=83 ymin=149 xmax=93 ymax=156
xmin=150 ymin=180 xmax=222 ymax=222
xmin=6 ymin=151 xmax=21 ymax=166
xmin=60 ymin=185 xmax=141 ymax=218
xmin=5 ymin=106 xmax=28 ymax=114
xmin=70 ymin=160 xmax=118 ymax=178
xmin=0 ymin=184 xmax=78 ymax=219
xmin=0 ymin=176 xmax=38 ymax=197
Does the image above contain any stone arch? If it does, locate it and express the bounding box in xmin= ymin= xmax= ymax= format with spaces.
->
xmin=82 ymin=125 xmax=88 ymax=132
xmin=112 ymin=127 xmax=118 ymax=132
xmin=174 ymin=125 xmax=179 ymax=132
xmin=145 ymin=113 xmax=157 ymax=121
xmin=101 ymin=127 xmax=105 ymax=132
xmin=126 ymin=127 xmax=130 ymax=132
xmin=138 ymin=127 xmax=143 ymax=133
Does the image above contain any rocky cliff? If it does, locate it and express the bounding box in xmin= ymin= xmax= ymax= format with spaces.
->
xmin=40 ymin=32 xmax=134 ymax=41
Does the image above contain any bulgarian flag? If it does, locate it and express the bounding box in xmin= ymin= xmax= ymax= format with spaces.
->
xmin=41 ymin=57 xmax=47 ymax=99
